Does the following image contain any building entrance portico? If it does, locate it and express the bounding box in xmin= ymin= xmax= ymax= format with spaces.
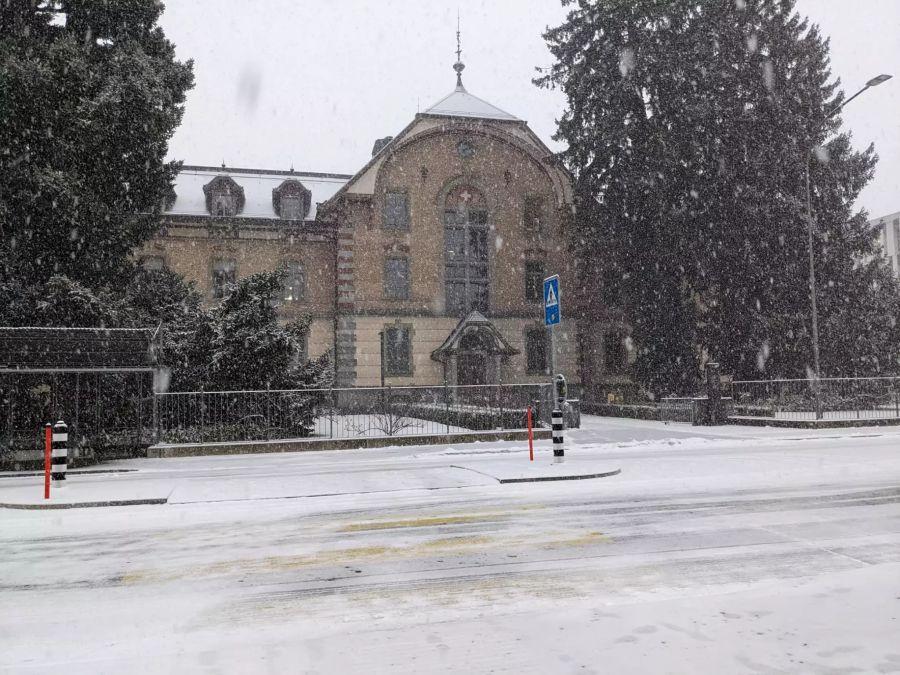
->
xmin=432 ymin=311 xmax=518 ymax=386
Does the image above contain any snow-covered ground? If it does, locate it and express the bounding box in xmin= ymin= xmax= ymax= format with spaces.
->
xmin=2 ymin=416 xmax=900 ymax=673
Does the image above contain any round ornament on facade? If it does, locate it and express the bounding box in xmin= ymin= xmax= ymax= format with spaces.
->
xmin=457 ymin=140 xmax=476 ymax=159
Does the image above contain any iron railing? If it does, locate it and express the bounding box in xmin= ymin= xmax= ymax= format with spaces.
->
xmin=1 ymin=371 xmax=152 ymax=462
xmin=154 ymin=383 xmax=556 ymax=444
xmin=726 ymin=376 xmax=900 ymax=421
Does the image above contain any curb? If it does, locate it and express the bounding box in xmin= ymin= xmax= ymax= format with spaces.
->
xmin=0 ymin=497 xmax=168 ymax=510
xmin=0 ymin=469 xmax=139 ymax=479
xmin=728 ymin=416 xmax=900 ymax=429
xmin=499 ymin=468 xmax=621 ymax=484
xmin=148 ymin=429 xmax=552 ymax=458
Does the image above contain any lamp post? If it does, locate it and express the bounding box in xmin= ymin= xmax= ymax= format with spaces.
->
xmin=805 ymin=73 xmax=891 ymax=419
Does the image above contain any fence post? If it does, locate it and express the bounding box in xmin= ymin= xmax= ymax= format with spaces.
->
xmin=51 ymin=419 xmax=68 ymax=486
xmin=527 ymin=405 xmax=534 ymax=462
xmin=444 ymin=380 xmax=450 ymax=434
xmin=330 ymin=387 xmax=335 ymax=439
xmin=704 ymin=362 xmax=723 ymax=425
xmin=152 ymin=389 xmax=160 ymax=444
xmin=386 ymin=384 xmax=393 ymax=425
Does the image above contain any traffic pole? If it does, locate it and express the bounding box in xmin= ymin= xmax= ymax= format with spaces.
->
xmin=51 ymin=420 xmax=68 ymax=486
xmin=527 ymin=405 xmax=534 ymax=462
xmin=552 ymin=409 xmax=565 ymax=463
xmin=44 ymin=423 xmax=51 ymax=499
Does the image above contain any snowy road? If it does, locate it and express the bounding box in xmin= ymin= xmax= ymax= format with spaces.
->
xmin=2 ymin=418 xmax=900 ymax=673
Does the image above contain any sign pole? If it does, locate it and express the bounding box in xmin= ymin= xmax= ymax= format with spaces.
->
xmin=543 ymin=274 xmax=561 ymax=379
xmin=548 ymin=325 xmax=557 ymax=378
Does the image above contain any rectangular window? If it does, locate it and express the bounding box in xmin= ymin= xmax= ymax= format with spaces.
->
xmin=384 ymin=326 xmax=411 ymax=376
xmin=142 ymin=255 xmax=165 ymax=271
xmin=384 ymin=192 xmax=409 ymax=230
xmin=212 ymin=259 xmax=236 ymax=299
xmin=281 ymin=196 xmax=302 ymax=220
xmin=384 ymin=257 xmax=410 ymax=300
xmin=604 ymin=332 xmax=626 ymax=375
xmin=525 ymin=261 xmax=544 ymax=302
xmin=524 ymin=196 xmax=545 ymax=232
xmin=283 ymin=261 xmax=305 ymax=302
xmin=526 ymin=327 xmax=548 ymax=374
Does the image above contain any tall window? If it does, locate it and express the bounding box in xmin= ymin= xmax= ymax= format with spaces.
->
xmin=604 ymin=332 xmax=627 ymax=374
xmin=444 ymin=185 xmax=489 ymax=315
xmin=384 ymin=325 xmax=412 ymax=376
xmin=525 ymin=327 xmax=548 ymax=374
xmin=524 ymin=196 xmax=545 ymax=232
xmin=212 ymin=259 xmax=236 ymax=299
xmin=384 ymin=256 xmax=410 ymax=300
xmin=525 ymin=260 xmax=544 ymax=302
xmin=384 ymin=192 xmax=409 ymax=230
xmin=283 ymin=261 xmax=305 ymax=302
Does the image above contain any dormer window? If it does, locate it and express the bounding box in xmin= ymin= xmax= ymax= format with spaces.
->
xmin=272 ymin=179 xmax=311 ymax=220
xmin=203 ymin=175 xmax=245 ymax=217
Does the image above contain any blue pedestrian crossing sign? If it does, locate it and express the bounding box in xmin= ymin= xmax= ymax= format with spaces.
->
xmin=544 ymin=275 xmax=561 ymax=326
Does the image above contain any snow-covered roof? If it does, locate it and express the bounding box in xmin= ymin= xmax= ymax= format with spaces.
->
xmin=165 ymin=166 xmax=351 ymax=221
xmin=423 ymin=83 xmax=521 ymax=122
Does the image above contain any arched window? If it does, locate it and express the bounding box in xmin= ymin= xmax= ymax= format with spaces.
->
xmin=444 ymin=185 xmax=489 ymax=315
xmin=203 ymin=175 xmax=245 ymax=217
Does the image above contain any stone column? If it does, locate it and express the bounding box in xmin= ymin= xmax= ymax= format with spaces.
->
xmin=334 ymin=226 xmax=357 ymax=388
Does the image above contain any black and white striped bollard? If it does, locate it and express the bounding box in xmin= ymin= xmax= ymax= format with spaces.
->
xmin=51 ymin=420 xmax=68 ymax=486
xmin=552 ymin=408 xmax=565 ymax=463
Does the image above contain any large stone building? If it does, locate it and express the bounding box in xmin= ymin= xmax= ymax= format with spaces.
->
xmin=139 ymin=63 xmax=631 ymax=390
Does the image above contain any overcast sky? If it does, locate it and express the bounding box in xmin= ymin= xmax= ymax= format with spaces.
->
xmin=160 ymin=0 xmax=899 ymax=218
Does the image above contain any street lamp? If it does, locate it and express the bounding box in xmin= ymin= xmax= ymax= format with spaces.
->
xmin=805 ymin=73 xmax=892 ymax=419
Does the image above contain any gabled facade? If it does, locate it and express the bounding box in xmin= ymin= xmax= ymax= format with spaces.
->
xmin=317 ymin=71 xmax=579 ymax=387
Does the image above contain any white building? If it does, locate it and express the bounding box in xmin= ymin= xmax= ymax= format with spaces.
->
xmin=869 ymin=210 xmax=900 ymax=275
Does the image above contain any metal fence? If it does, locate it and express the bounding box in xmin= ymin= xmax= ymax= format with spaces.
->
xmin=1 ymin=371 xmax=153 ymax=464
xmin=726 ymin=376 xmax=900 ymax=421
xmin=155 ymin=383 xmax=557 ymax=444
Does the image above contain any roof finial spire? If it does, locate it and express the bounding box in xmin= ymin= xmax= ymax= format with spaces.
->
xmin=453 ymin=10 xmax=465 ymax=90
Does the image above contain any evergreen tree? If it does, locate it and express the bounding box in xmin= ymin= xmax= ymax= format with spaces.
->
xmin=123 ymin=267 xmax=213 ymax=392
xmin=539 ymin=0 xmax=896 ymax=390
xmin=207 ymin=271 xmax=321 ymax=392
xmin=0 ymin=0 xmax=193 ymax=288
